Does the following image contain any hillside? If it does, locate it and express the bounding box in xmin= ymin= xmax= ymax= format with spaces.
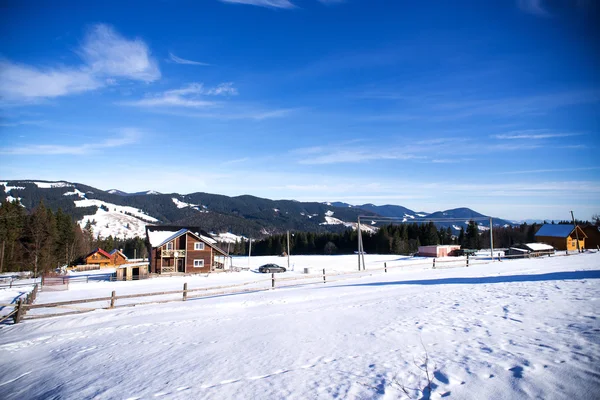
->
xmin=0 ymin=180 xmax=514 ymax=239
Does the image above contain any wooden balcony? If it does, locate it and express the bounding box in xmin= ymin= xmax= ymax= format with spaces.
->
xmin=161 ymin=249 xmax=186 ymax=258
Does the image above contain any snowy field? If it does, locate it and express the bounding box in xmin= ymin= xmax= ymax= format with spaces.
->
xmin=0 ymin=253 xmax=599 ymax=399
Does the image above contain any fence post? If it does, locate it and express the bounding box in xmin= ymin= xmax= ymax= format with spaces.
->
xmin=433 ymin=259 xmax=436 ymax=269
xmin=14 ymin=299 xmax=24 ymax=324
xmin=323 ymin=269 xmax=326 ymax=284
xmin=271 ymin=273 xmax=275 ymax=289
xmin=466 ymin=254 xmax=469 ymax=267
xmin=384 ymin=262 xmax=387 ymax=273
xmin=110 ymin=290 xmax=116 ymax=309
xmin=9 ymin=279 xmax=12 ymax=289
xmin=183 ymin=283 xmax=188 ymax=301
xmin=87 ymin=275 xmax=89 ymax=283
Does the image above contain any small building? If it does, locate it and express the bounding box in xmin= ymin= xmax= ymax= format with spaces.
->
xmin=115 ymin=263 xmax=149 ymax=281
xmin=146 ymin=226 xmax=229 ymax=274
xmin=418 ymin=245 xmax=461 ymax=257
xmin=84 ymin=248 xmax=113 ymax=267
xmin=109 ymin=249 xmax=128 ymax=265
xmin=581 ymin=225 xmax=600 ymax=249
xmin=535 ymin=224 xmax=587 ymax=251
xmin=506 ymin=243 xmax=555 ymax=258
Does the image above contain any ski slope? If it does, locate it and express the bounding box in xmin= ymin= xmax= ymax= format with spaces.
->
xmin=0 ymin=253 xmax=599 ymax=399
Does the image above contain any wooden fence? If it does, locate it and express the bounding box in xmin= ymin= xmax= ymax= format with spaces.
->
xmin=0 ymin=250 xmax=592 ymax=324
xmin=0 ymin=283 xmax=38 ymax=324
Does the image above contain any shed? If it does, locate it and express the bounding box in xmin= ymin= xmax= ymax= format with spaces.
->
xmin=418 ymin=245 xmax=461 ymax=257
xmin=534 ymin=224 xmax=587 ymax=251
xmin=506 ymin=243 xmax=555 ymax=258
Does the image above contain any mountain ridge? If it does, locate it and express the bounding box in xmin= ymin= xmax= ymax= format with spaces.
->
xmin=1 ymin=179 xmax=516 ymax=239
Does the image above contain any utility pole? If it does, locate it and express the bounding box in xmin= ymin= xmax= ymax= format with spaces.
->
xmin=248 ymin=238 xmax=252 ymax=269
xmin=287 ymin=230 xmax=290 ymax=271
xmin=489 ymin=217 xmax=494 ymax=260
xmin=571 ymin=211 xmax=581 ymax=253
xmin=357 ymin=217 xmax=362 ymax=271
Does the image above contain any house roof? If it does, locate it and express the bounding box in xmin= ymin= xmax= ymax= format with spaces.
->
xmin=109 ymin=249 xmax=128 ymax=258
xmin=521 ymin=243 xmax=554 ymax=251
xmin=85 ymin=248 xmax=112 ymax=259
xmin=535 ymin=224 xmax=587 ymax=239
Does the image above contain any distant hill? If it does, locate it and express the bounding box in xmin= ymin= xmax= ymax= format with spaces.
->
xmin=0 ymin=179 xmax=516 ymax=239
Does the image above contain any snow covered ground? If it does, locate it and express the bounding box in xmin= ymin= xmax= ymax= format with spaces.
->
xmin=0 ymin=253 xmax=599 ymax=399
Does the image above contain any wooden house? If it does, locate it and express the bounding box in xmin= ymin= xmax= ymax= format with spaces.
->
xmin=534 ymin=224 xmax=587 ymax=251
xmin=581 ymin=225 xmax=600 ymax=249
xmin=84 ymin=248 xmax=113 ymax=267
xmin=109 ymin=249 xmax=128 ymax=265
xmin=146 ymin=226 xmax=229 ymax=274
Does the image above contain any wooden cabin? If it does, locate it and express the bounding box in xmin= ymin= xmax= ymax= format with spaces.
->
xmin=146 ymin=226 xmax=229 ymax=274
xmin=84 ymin=248 xmax=113 ymax=267
xmin=109 ymin=249 xmax=128 ymax=265
xmin=534 ymin=224 xmax=587 ymax=251
xmin=581 ymin=225 xmax=600 ymax=249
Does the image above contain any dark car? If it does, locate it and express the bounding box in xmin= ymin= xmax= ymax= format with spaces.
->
xmin=258 ymin=264 xmax=286 ymax=273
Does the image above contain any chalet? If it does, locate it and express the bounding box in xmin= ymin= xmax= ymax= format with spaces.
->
xmin=505 ymin=243 xmax=555 ymax=258
xmin=84 ymin=248 xmax=113 ymax=267
xmin=534 ymin=224 xmax=587 ymax=251
xmin=109 ymin=249 xmax=128 ymax=265
xmin=418 ymin=245 xmax=461 ymax=257
xmin=581 ymin=225 xmax=600 ymax=250
xmin=146 ymin=226 xmax=229 ymax=274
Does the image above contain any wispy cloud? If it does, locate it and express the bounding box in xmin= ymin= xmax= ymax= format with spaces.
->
xmin=517 ymin=0 xmax=551 ymax=17
xmin=0 ymin=119 xmax=46 ymax=128
xmin=354 ymin=89 xmax=600 ymax=121
xmin=0 ymin=128 xmax=141 ymax=155
xmin=121 ymin=83 xmax=237 ymax=108
xmin=0 ymin=24 xmax=159 ymax=102
xmin=152 ymin=107 xmax=298 ymax=120
xmin=497 ymin=167 xmax=600 ymax=175
xmin=219 ymin=0 xmax=343 ymax=8
xmin=219 ymin=0 xmax=295 ymax=8
xmin=168 ymin=52 xmax=211 ymax=66
xmin=296 ymin=146 xmax=423 ymax=165
xmin=492 ymin=130 xmax=583 ymax=140
xmin=0 ymin=61 xmax=102 ymax=102
xmin=80 ymin=24 xmax=160 ymax=82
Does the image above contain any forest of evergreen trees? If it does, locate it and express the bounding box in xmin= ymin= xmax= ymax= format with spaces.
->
xmin=2 ymin=198 xmax=596 ymax=273
xmin=0 ymin=199 xmax=147 ymax=275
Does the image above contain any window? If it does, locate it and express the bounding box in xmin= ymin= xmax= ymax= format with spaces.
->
xmin=166 ymin=242 xmax=173 ymax=250
xmin=194 ymin=242 xmax=205 ymax=250
xmin=193 ymin=259 xmax=204 ymax=268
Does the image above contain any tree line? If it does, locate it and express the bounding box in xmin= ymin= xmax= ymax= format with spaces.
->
xmin=0 ymin=199 xmax=147 ymax=276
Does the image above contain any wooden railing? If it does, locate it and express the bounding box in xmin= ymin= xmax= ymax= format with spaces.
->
xmin=161 ymin=249 xmax=186 ymax=258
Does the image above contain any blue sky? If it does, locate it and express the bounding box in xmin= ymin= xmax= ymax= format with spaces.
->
xmin=0 ymin=0 xmax=599 ymax=220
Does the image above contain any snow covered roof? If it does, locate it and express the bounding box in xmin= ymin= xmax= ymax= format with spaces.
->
xmin=150 ymin=229 xmax=188 ymax=248
xmin=523 ymin=243 xmax=554 ymax=251
xmin=535 ymin=224 xmax=577 ymax=238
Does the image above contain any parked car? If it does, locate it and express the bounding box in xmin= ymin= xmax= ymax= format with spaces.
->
xmin=258 ymin=264 xmax=286 ymax=273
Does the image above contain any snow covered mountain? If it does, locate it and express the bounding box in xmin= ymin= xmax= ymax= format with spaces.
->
xmin=0 ymin=179 xmax=516 ymax=239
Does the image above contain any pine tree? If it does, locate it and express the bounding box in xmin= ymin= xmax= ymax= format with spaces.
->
xmin=0 ymin=199 xmax=26 ymax=272
xmin=24 ymin=201 xmax=57 ymax=277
